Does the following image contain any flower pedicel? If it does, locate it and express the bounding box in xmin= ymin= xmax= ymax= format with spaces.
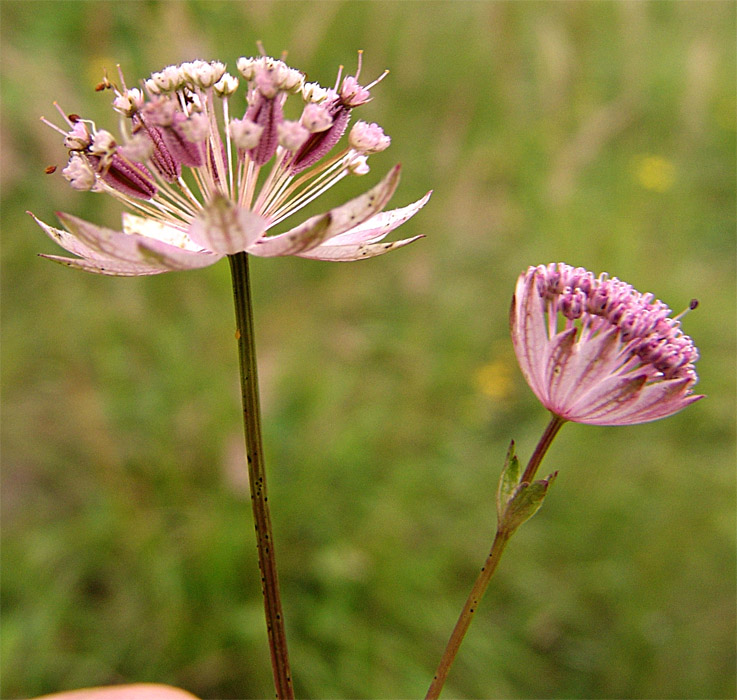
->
xmin=30 ymin=52 xmax=431 ymax=274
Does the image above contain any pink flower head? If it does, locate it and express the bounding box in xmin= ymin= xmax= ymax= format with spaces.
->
xmin=31 ymin=52 xmax=431 ymax=276
xmin=510 ymin=263 xmax=703 ymax=426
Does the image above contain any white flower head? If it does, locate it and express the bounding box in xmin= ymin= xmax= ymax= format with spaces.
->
xmin=33 ymin=49 xmax=432 ymax=275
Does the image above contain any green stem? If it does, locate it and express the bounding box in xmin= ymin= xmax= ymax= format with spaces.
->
xmin=229 ymin=252 xmax=294 ymax=700
xmin=425 ymin=528 xmax=512 ymax=700
xmin=520 ymin=413 xmax=567 ymax=484
xmin=425 ymin=413 xmax=566 ymax=700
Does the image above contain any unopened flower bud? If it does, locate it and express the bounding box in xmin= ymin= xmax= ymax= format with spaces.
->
xmin=301 ymin=103 xmax=332 ymax=133
xmin=151 ymin=65 xmax=183 ymax=92
xmin=62 ymin=154 xmax=96 ymax=190
xmin=263 ymin=59 xmax=294 ymax=88
xmin=229 ymin=117 xmax=264 ymax=150
xmin=302 ymin=82 xmax=329 ymax=103
xmin=179 ymin=113 xmax=210 ymax=143
xmin=236 ymin=56 xmax=259 ymax=81
xmin=144 ymin=78 xmax=161 ymax=96
xmin=182 ymin=60 xmax=226 ymax=89
xmin=277 ymin=120 xmax=309 ymax=151
xmin=64 ymin=121 xmax=91 ymax=150
xmin=214 ymin=73 xmax=239 ymax=97
xmin=264 ymin=60 xmax=303 ymax=92
xmin=112 ymin=88 xmax=144 ymax=117
xmin=349 ymin=121 xmax=390 ymax=154
xmin=90 ymin=130 xmax=117 ymax=156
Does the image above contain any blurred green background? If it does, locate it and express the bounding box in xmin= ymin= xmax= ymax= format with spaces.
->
xmin=1 ymin=1 xmax=735 ymax=698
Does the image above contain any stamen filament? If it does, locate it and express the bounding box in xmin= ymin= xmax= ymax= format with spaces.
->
xmin=269 ymin=169 xmax=348 ymax=227
xmin=268 ymin=152 xmax=349 ymax=221
xmin=265 ymin=149 xmax=348 ymax=216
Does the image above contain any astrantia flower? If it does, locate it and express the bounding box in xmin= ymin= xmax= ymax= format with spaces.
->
xmin=30 ymin=52 xmax=431 ymax=275
xmin=510 ymin=263 xmax=703 ymax=426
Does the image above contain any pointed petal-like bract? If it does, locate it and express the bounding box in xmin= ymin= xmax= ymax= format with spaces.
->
xmin=296 ymin=234 xmax=424 ymax=261
xmin=248 ymin=212 xmax=333 ymax=257
xmin=135 ymin=237 xmax=225 ymax=271
xmin=188 ymin=195 xmax=268 ymax=255
xmin=510 ymin=274 xmax=549 ymax=402
xmin=31 ymin=211 xmax=222 ymax=276
xmin=324 ymin=190 xmax=433 ymax=246
xmin=320 ymin=164 xmax=401 ymax=237
xmin=30 ymin=212 xmax=116 ymax=262
xmin=254 ymin=166 xmax=427 ymax=260
xmin=510 ymin=263 xmax=703 ymax=426
xmin=39 ymin=253 xmax=172 ymax=276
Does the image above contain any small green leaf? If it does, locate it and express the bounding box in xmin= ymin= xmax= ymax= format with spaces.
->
xmin=496 ymin=441 xmax=521 ymax=522
xmin=499 ymin=471 xmax=558 ymax=534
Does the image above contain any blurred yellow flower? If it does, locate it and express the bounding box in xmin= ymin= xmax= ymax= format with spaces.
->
xmin=474 ymin=359 xmax=514 ymax=400
xmin=635 ymin=155 xmax=676 ymax=192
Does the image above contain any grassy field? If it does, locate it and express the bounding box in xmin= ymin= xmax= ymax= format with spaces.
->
xmin=1 ymin=1 xmax=735 ymax=698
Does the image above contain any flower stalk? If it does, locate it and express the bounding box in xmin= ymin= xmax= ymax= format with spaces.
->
xmin=520 ymin=413 xmax=566 ymax=484
xmin=424 ymin=528 xmax=512 ymax=700
xmin=425 ymin=427 xmax=561 ymax=700
xmin=229 ymin=251 xmax=293 ymax=699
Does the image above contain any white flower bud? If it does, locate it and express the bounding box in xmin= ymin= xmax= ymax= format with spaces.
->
xmin=90 ymin=130 xmax=117 ymax=156
xmin=264 ymin=59 xmax=302 ymax=92
xmin=179 ymin=112 xmax=210 ymax=143
xmin=182 ymin=60 xmax=226 ymax=89
xmin=62 ymin=154 xmax=96 ymax=190
xmin=63 ymin=121 xmax=91 ymax=150
xmin=112 ymin=88 xmax=144 ymax=117
xmin=151 ymin=65 xmax=183 ymax=92
xmin=229 ymin=117 xmax=264 ymax=150
xmin=349 ymin=121 xmax=391 ymax=154
xmin=236 ymin=56 xmax=259 ymax=81
xmin=277 ymin=120 xmax=309 ymax=151
xmin=301 ymin=103 xmax=332 ymax=133
xmin=214 ymin=73 xmax=239 ymax=97
xmin=144 ymin=78 xmax=161 ymax=96
xmin=302 ymin=81 xmax=329 ymax=103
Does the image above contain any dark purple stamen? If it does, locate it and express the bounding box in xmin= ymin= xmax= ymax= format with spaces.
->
xmin=288 ymin=102 xmax=350 ymax=174
xmin=160 ymin=112 xmax=204 ymax=168
xmin=94 ymin=153 xmax=157 ymax=200
xmin=245 ymin=95 xmax=283 ymax=166
xmin=132 ymin=115 xmax=180 ymax=182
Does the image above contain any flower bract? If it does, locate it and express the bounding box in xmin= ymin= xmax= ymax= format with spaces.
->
xmin=510 ymin=263 xmax=703 ymax=426
xmin=31 ymin=53 xmax=431 ymax=275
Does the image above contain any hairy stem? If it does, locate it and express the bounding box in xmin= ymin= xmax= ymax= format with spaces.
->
xmin=229 ymin=252 xmax=294 ymax=699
